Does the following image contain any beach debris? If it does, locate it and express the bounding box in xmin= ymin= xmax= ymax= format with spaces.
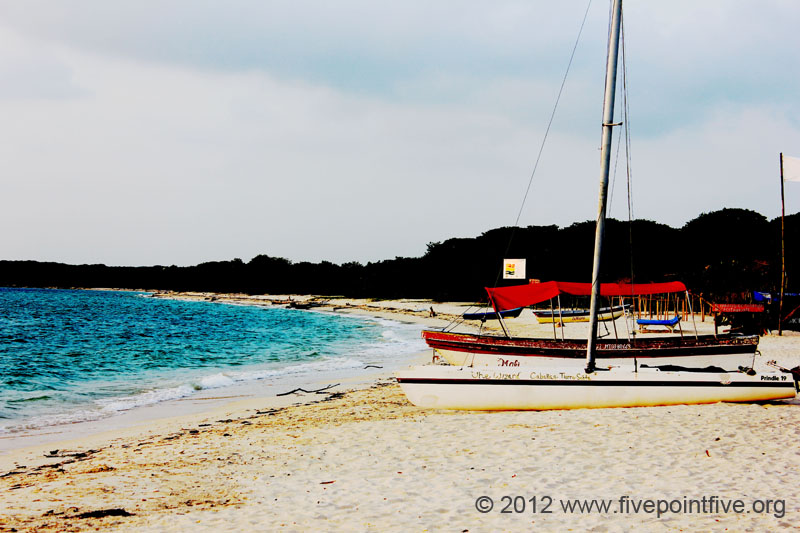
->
xmin=320 ymin=480 xmax=336 ymax=484
xmin=44 ymin=449 xmax=98 ymax=459
xmin=364 ymin=365 xmax=383 ymax=369
xmin=705 ymin=450 xmax=711 ymax=457
xmin=74 ymin=508 xmax=134 ymax=519
xmin=85 ymin=464 xmax=115 ymax=473
xmin=277 ymin=383 xmax=340 ymax=396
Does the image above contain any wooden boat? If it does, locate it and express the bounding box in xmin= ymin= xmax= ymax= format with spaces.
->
xmin=397 ymin=0 xmax=798 ymax=410
xmin=423 ymin=329 xmax=760 ymax=369
xmin=532 ymin=304 xmax=627 ymax=323
xmin=462 ymin=307 xmax=523 ymax=321
xmin=288 ymin=300 xmax=327 ymax=310
xmin=396 ymin=364 xmax=797 ymax=411
xmin=423 ymin=280 xmax=759 ymax=369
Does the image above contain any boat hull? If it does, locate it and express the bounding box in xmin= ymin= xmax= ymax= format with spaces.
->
xmin=396 ymin=365 xmax=797 ymax=410
xmin=423 ymin=330 xmax=759 ymax=370
xmin=462 ymin=307 xmax=523 ymax=321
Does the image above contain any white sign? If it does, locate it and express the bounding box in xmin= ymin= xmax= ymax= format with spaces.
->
xmin=503 ymin=259 xmax=526 ymax=280
xmin=785 ymin=155 xmax=800 ymax=182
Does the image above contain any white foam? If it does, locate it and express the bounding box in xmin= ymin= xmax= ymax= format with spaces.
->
xmin=1 ymin=315 xmax=426 ymax=436
xmin=197 ymin=373 xmax=236 ymax=389
xmin=97 ymin=384 xmax=196 ymax=413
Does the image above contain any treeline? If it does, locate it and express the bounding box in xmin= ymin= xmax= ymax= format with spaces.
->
xmin=2 ymin=208 xmax=798 ymax=302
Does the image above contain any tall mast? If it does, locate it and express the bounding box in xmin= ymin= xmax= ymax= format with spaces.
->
xmin=780 ymin=152 xmax=785 ymax=335
xmin=586 ymin=0 xmax=623 ymax=373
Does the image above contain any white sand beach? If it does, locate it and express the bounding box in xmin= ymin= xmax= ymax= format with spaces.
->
xmin=2 ymin=294 xmax=799 ymax=532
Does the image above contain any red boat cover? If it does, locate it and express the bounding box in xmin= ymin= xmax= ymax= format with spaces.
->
xmin=486 ymin=281 xmax=687 ymax=312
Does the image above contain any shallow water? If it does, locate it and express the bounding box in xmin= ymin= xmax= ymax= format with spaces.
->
xmin=0 ymin=288 xmax=423 ymax=433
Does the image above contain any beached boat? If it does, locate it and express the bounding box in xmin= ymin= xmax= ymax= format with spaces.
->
xmin=396 ymin=364 xmax=797 ymax=410
xmin=461 ymin=307 xmax=523 ymax=321
xmin=424 ymin=330 xmax=759 ymax=369
xmin=532 ymin=304 xmax=627 ymax=323
xmin=398 ymin=0 xmax=797 ymax=410
xmin=424 ymin=280 xmax=759 ymax=369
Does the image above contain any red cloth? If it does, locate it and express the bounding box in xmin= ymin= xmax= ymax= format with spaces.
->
xmin=711 ymin=303 xmax=764 ymax=313
xmin=486 ymin=281 xmax=687 ymax=311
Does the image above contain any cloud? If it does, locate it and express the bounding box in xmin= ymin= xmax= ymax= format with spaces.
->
xmin=0 ymin=2 xmax=798 ymax=266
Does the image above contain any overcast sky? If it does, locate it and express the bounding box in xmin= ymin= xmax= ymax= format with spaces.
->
xmin=1 ymin=1 xmax=798 ymax=266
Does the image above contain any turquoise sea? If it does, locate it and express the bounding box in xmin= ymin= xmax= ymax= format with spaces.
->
xmin=0 ymin=288 xmax=424 ymax=434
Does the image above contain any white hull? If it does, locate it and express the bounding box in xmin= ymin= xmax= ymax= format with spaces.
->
xmin=396 ymin=365 xmax=796 ymax=411
xmin=437 ymin=348 xmax=758 ymax=371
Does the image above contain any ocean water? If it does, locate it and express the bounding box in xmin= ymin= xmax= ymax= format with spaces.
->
xmin=0 ymin=288 xmax=424 ymax=434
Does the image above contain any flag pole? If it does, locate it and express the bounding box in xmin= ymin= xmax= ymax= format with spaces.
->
xmin=780 ymin=152 xmax=785 ymax=336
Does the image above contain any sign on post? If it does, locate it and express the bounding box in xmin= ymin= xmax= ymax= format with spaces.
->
xmin=503 ymin=259 xmax=526 ymax=280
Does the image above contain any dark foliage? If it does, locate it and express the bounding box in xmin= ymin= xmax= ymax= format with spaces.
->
xmin=1 ymin=208 xmax=796 ymax=303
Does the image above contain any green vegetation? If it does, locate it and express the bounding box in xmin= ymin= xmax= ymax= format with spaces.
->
xmin=2 ymin=208 xmax=797 ymax=302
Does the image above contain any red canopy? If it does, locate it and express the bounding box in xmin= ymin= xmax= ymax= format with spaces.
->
xmin=486 ymin=281 xmax=687 ymax=312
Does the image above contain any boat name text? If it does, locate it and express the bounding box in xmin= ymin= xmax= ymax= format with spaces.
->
xmin=530 ymin=372 xmax=592 ymax=381
xmin=471 ymin=371 xmax=521 ymax=380
xmin=760 ymin=375 xmax=788 ymax=381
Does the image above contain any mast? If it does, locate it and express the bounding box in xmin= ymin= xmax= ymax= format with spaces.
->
xmin=585 ymin=0 xmax=623 ymax=373
xmin=780 ymin=152 xmax=785 ymax=335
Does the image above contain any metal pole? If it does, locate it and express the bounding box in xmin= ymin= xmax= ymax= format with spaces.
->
xmin=621 ymin=297 xmax=631 ymax=341
xmin=611 ymin=297 xmax=619 ymax=339
xmin=687 ymin=291 xmax=698 ymax=339
xmin=780 ymin=152 xmax=786 ymax=336
xmin=586 ymin=0 xmax=623 ymax=373
xmin=488 ymin=294 xmax=511 ymax=338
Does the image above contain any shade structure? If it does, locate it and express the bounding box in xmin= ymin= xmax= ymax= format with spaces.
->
xmin=486 ymin=281 xmax=687 ymax=312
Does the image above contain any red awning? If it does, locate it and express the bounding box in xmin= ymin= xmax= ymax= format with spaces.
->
xmin=486 ymin=281 xmax=687 ymax=312
xmin=711 ymin=303 xmax=764 ymax=313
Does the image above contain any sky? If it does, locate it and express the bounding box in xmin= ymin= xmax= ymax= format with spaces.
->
xmin=1 ymin=0 xmax=799 ymax=266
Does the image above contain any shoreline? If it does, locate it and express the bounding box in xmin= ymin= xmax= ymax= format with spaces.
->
xmin=1 ymin=290 xmax=451 ymax=454
xmin=3 ymin=290 xmax=800 ymax=530
xmin=3 ymin=369 xmax=799 ymax=531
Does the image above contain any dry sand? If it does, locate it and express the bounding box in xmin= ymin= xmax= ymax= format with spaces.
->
xmin=2 ymin=293 xmax=799 ymax=532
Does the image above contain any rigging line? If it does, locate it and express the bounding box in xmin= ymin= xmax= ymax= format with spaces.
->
xmin=596 ymin=74 xmax=624 ymax=282
xmin=491 ymin=0 xmax=594 ymax=290
xmin=621 ymin=12 xmax=637 ymax=292
xmin=608 ymin=107 xmax=624 ymax=217
xmin=511 ymin=0 xmax=593 ymax=228
xmin=592 ymin=0 xmax=616 ymax=301
xmin=595 ymin=0 xmax=623 ymax=320
xmin=596 ymin=109 xmax=622 ymax=284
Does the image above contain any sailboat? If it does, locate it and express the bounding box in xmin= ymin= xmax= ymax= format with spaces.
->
xmin=397 ymin=0 xmax=798 ymax=410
